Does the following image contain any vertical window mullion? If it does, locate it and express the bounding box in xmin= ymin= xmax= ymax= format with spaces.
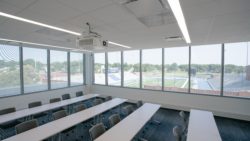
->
xmin=221 ymin=44 xmax=225 ymax=96
xmin=68 ymin=52 xmax=70 ymax=87
xmin=162 ymin=48 xmax=164 ymax=91
xmin=83 ymin=53 xmax=86 ymax=85
xmin=92 ymin=53 xmax=95 ymax=84
xmin=121 ymin=51 xmax=124 ymax=87
xmin=105 ymin=52 xmax=108 ymax=85
xmin=188 ymin=46 xmax=191 ymax=93
xmin=140 ymin=49 xmax=142 ymax=89
xmin=47 ymin=49 xmax=51 ymax=90
xmin=19 ymin=44 xmax=24 ymax=94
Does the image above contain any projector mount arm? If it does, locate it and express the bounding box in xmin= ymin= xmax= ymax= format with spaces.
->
xmin=82 ymin=22 xmax=102 ymax=38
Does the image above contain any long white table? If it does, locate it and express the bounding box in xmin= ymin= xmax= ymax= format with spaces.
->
xmin=95 ymin=103 xmax=160 ymax=141
xmin=3 ymin=98 xmax=127 ymax=141
xmin=187 ymin=109 xmax=222 ymax=141
xmin=0 ymin=94 xmax=99 ymax=124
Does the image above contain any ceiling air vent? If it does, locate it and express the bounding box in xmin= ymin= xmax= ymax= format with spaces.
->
xmin=165 ymin=36 xmax=183 ymax=42
xmin=120 ymin=0 xmax=176 ymax=27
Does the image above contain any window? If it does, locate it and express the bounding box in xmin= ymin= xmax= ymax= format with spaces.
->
xmin=108 ymin=52 xmax=121 ymax=86
xmin=224 ymin=42 xmax=250 ymax=98
xmin=191 ymin=44 xmax=221 ymax=95
xmin=23 ymin=47 xmax=48 ymax=93
xmin=94 ymin=53 xmax=105 ymax=85
xmin=0 ymin=43 xmax=20 ymax=97
xmin=123 ymin=50 xmax=140 ymax=88
xmin=142 ymin=48 xmax=162 ymax=90
xmin=164 ymin=47 xmax=189 ymax=92
xmin=50 ymin=50 xmax=68 ymax=89
xmin=70 ymin=52 xmax=83 ymax=86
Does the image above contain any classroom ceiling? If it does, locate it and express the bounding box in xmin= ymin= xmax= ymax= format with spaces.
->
xmin=0 ymin=0 xmax=250 ymax=51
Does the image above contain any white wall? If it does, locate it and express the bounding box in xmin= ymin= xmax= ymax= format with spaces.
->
xmin=91 ymin=85 xmax=250 ymax=121
xmin=0 ymin=86 xmax=88 ymax=110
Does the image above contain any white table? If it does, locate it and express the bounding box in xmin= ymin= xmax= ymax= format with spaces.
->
xmin=187 ymin=109 xmax=222 ymax=141
xmin=0 ymin=94 xmax=99 ymax=124
xmin=95 ymin=103 xmax=161 ymax=141
xmin=3 ymin=98 xmax=127 ymax=141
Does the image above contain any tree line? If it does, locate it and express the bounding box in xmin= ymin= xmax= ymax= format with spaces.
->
xmin=95 ymin=62 xmax=246 ymax=73
xmin=0 ymin=59 xmax=83 ymax=87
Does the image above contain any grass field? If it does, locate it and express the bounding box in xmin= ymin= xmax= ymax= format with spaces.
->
xmin=164 ymin=79 xmax=187 ymax=87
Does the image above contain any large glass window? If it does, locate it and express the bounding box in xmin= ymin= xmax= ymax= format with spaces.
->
xmin=164 ymin=47 xmax=189 ymax=92
xmin=94 ymin=53 xmax=105 ymax=85
xmin=50 ymin=50 xmax=68 ymax=89
xmin=191 ymin=44 xmax=221 ymax=95
xmin=70 ymin=52 xmax=83 ymax=86
xmin=108 ymin=52 xmax=121 ymax=86
xmin=23 ymin=47 xmax=48 ymax=93
xmin=142 ymin=48 xmax=162 ymax=90
xmin=0 ymin=43 xmax=20 ymax=97
xmin=224 ymin=42 xmax=250 ymax=98
xmin=123 ymin=50 xmax=140 ymax=88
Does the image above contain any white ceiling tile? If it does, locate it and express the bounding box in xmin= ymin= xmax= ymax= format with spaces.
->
xmin=57 ymin=0 xmax=113 ymax=13
xmin=89 ymin=4 xmax=136 ymax=24
xmin=1 ymin=0 xmax=38 ymax=10
xmin=19 ymin=0 xmax=81 ymax=23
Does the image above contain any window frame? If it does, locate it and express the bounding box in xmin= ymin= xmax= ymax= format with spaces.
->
xmin=0 ymin=41 xmax=85 ymax=99
xmin=92 ymin=42 xmax=250 ymax=99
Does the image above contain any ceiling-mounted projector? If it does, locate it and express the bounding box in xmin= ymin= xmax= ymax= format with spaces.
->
xmin=76 ymin=23 xmax=108 ymax=50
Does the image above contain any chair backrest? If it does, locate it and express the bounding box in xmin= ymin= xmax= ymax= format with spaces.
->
xmin=28 ymin=101 xmax=42 ymax=108
xmin=173 ymin=125 xmax=183 ymax=141
xmin=0 ymin=107 xmax=16 ymax=115
xmin=75 ymin=104 xmax=87 ymax=113
xmin=136 ymin=100 xmax=143 ymax=108
xmin=53 ymin=110 xmax=67 ymax=120
xmin=92 ymin=99 xmax=103 ymax=106
xmin=89 ymin=123 xmax=106 ymax=140
xmin=76 ymin=91 xmax=83 ymax=97
xmin=62 ymin=94 xmax=71 ymax=100
xmin=50 ymin=98 xmax=61 ymax=103
xmin=15 ymin=119 xmax=38 ymax=134
xmin=109 ymin=114 xmax=121 ymax=127
xmin=123 ymin=105 xmax=134 ymax=116
xmin=105 ymin=96 xmax=112 ymax=101
xmin=179 ymin=111 xmax=188 ymax=124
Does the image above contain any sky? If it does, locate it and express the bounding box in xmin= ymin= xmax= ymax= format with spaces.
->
xmin=1 ymin=42 xmax=249 ymax=66
xmin=95 ymin=43 xmax=250 ymax=66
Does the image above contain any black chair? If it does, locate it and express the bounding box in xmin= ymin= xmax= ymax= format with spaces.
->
xmin=61 ymin=94 xmax=72 ymax=113
xmin=179 ymin=111 xmax=188 ymax=133
xmin=76 ymin=91 xmax=83 ymax=97
xmin=122 ymin=105 xmax=134 ymax=117
xmin=52 ymin=110 xmax=77 ymax=141
xmin=89 ymin=123 xmax=106 ymax=141
xmin=50 ymin=98 xmax=61 ymax=103
xmin=28 ymin=101 xmax=48 ymax=124
xmin=0 ymin=107 xmax=21 ymax=139
xmin=49 ymin=98 xmax=64 ymax=118
xmin=136 ymin=100 xmax=143 ymax=108
xmin=75 ymin=104 xmax=87 ymax=113
xmin=108 ymin=114 xmax=121 ymax=128
xmin=92 ymin=99 xmax=103 ymax=106
xmin=15 ymin=119 xmax=38 ymax=134
xmin=173 ymin=125 xmax=186 ymax=141
xmin=61 ymin=94 xmax=71 ymax=100
xmin=104 ymin=96 xmax=112 ymax=101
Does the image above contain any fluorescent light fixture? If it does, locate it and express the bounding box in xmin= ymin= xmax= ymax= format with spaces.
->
xmin=0 ymin=38 xmax=92 ymax=52
xmin=0 ymin=12 xmax=131 ymax=49
xmin=108 ymin=41 xmax=131 ymax=48
xmin=0 ymin=12 xmax=81 ymax=36
xmin=167 ymin=0 xmax=191 ymax=44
